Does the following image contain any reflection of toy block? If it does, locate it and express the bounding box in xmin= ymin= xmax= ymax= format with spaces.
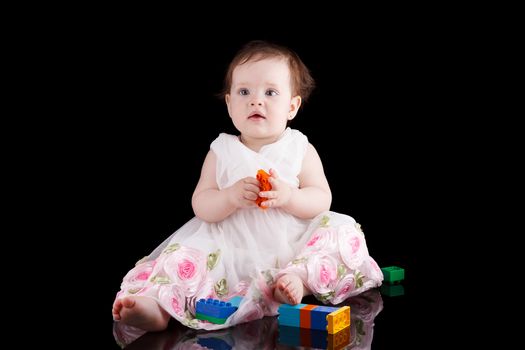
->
xmin=195 ymin=297 xmax=242 ymax=324
xmin=327 ymin=306 xmax=350 ymax=334
xmin=380 ymin=283 xmax=405 ymax=297
xmin=278 ymin=325 xmax=301 ymax=347
xmin=381 ymin=266 xmax=405 ymax=284
xmin=197 ymin=337 xmax=232 ymax=350
xmin=327 ymin=325 xmax=351 ymax=350
xmin=278 ymin=303 xmax=350 ymax=334
xmin=278 ymin=325 xmax=350 ymax=350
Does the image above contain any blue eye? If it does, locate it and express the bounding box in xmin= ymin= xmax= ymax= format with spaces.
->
xmin=239 ymin=88 xmax=249 ymax=96
xmin=266 ymin=89 xmax=278 ymax=96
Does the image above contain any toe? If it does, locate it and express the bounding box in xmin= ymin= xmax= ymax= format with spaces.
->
xmin=122 ymin=297 xmax=136 ymax=308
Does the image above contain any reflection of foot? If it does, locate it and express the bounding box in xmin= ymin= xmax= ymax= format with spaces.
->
xmin=273 ymin=274 xmax=307 ymax=305
xmin=112 ymin=296 xmax=170 ymax=332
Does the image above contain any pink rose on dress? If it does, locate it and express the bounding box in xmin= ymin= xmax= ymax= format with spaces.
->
xmin=178 ymin=259 xmax=196 ymax=280
xmin=338 ymin=224 xmax=367 ymax=269
xmin=331 ymin=274 xmax=356 ymax=304
xmin=306 ymin=254 xmax=339 ymax=296
xmin=121 ymin=261 xmax=156 ymax=291
xmin=158 ymin=284 xmax=185 ymax=317
xmin=349 ymin=236 xmax=360 ymax=253
xmin=302 ymin=227 xmax=338 ymax=254
xmin=163 ymin=246 xmax=206 ymax=296
xmin=306 ymin=235 xmax=320 ymax=247
xmin=359 ymin=258 xmax=384 ymax=283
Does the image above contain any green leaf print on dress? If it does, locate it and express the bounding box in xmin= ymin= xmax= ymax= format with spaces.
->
xmin=215 ymin=278 xmax=228 ymax=297
xmin=163 ymin=243 xmax=180 ymax=254
xmin=355 ymin=271 xmax=364 ymax=288
xmin=320 ymin=215 xmax=330 ymax=227
xmin=207 ymin=249 xmax=221 ymax=270
xmin=317 ymin=290 xmax=335 ymax=303
xmin=150 ymin=276 xmax=171 ymax=284
xmin=337 ymin=264 xmax=347 ymax=279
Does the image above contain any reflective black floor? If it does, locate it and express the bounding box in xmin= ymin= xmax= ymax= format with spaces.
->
xmin=111 ymin=283 xmax=414 ymax=349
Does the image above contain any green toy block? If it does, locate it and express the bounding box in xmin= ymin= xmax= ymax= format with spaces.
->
xmin=381 ymin=266 xmax=404 ymax=284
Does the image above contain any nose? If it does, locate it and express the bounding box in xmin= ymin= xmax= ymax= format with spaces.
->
xmin=249 ymin=96 xmax=263 ymax=106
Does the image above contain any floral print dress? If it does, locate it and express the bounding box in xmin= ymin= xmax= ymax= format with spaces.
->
xmin=114 ymin=128 xmax=383 ymax=331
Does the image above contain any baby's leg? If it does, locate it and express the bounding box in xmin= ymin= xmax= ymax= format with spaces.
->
xmin=273 ymin=274 xmax=311 ymax=305
xmin=112 ymin=296 xmax=170 ymax=332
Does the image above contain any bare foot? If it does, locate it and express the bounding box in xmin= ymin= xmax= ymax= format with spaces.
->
xmin=112 ymin=296 xmax=170 ymax=332
xmin=273 ymin=274 xmax=310 ymax=305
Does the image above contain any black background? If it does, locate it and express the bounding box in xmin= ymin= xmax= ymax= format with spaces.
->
xmin=40 ymin=19 xmax=468 ymax=347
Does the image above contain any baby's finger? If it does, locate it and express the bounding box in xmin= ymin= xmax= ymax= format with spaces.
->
xmin=243 ymin=177 xmax=260 ymax=186
xmin=259 ymin=191 xmax=277 ymax=199
xmin=244 ymin=183 xmax=261 ymax=193
xmin=243 ymin=199 xmax=257 ymax=207
xmin=244 ymin=192 xmax=258 ymax=201
xmin=261 ymin=200 xmax=273 ymax=208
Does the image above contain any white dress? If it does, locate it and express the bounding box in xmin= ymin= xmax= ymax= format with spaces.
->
xmin=115 ymin=128 xmax=383 ymax=330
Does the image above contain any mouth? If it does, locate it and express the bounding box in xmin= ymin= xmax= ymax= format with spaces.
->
xmin=248 ymin=113 xmax=266 ymax=120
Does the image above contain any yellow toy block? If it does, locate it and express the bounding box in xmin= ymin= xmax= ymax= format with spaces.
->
xmin=326 ymin=306 xmax=350 ymax=334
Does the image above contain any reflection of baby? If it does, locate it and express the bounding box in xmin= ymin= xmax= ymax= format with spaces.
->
xmin=346 ymin=289 xmax=384 ymax=349
xmin=113 ymin=289 xmax=383 ymax=349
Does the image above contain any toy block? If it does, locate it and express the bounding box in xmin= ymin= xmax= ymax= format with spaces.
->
xmin=300 ymin=304 xmax=318 ymax=329
xmin=380 ymin=283 xmax=405 ymax=297
xmin=195 ymin=297 xmax=242 ymax=324
xmin=278 ymin=303 xmax=307 ymax=327
xmin=381 ymin=266 xmax=404 ymax=284
xmin=327 ymin=306 xmax=350 ymax=334
xmin=310 ymin=305 xmax=340 ymax=331
xmin=228 ymin=295 xmax=243 ymax=307
xmin=195 ymin=313 xmax=230 ymax=324
xmin=278 ymin=303 xmax=351 ymax=333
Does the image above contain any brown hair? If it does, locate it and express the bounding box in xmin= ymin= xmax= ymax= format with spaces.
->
xmin=221 ymin=40 xmax=315 ymax=106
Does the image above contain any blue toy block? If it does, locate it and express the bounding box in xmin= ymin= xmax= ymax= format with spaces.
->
xmin=277 ymin=303 xmax=307 ymax=327
xmin=228 ymin=295 xmax=243 ymax=307
xmin=196 ymin=298 xmax=238 ymax=321
xmin=310 ymin=305 xmax=339 ymax=331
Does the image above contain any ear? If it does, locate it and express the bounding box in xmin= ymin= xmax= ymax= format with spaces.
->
xmin=288 ymin=96 xmax=302 ymax=120
xmin=225 ymin=94 xmax=232 ymax=117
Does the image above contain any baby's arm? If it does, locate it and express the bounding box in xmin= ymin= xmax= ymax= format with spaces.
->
xmin=259 ymin=144 xmax=332 ymax=219
xmin=192 ymin=150 xmax=260 ymax=223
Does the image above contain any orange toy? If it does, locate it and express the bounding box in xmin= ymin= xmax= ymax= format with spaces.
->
xmin=255 ymin=169 xmax=272 ymax=208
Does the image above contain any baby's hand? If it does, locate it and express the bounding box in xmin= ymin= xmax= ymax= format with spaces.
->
xmin=255 ymin=169 xmax=271 ymax=208
xmin=227 ymin=177 xmax=260 ymax=209
xmin=257 ymin=168 xmax=292 ymax=209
